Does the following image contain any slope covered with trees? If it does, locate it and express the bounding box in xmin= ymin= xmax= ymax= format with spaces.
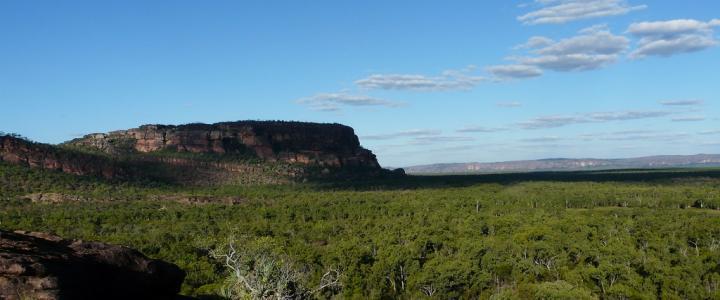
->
xmin=1 ymin=161 xmax=720 ymax=299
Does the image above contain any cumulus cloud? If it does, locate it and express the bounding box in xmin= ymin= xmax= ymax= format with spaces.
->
xmin=659 ymin=99 xmax=704 ymax=106
xmin=627 ymin=19 xmax=720 ymax=58
xmin=355 ymin=66 xmax=486 ymax=91
xmin=361 ymin=129 xmax=441 ymax=140
xmin=296 ymin=92 xmax=402 ymax=112
xmin=518 ymin=54 xmax=620 ymax=71
xmin=514 ymin=36 xmax=555 ymax=49
xmin=494 ymin=26 xmax=629 ymax=76
xmin=485 ymin=64 xmax=543 ymax=79
xmin=518 ymin=0 xmax=646 ymax=25
xmin=518 ymin=110 xmax=672 ymax=129
xmin=510 ymin=26 xmax=629 ymax=72
xmin=535 ymin=26 xmax=629 ymax=55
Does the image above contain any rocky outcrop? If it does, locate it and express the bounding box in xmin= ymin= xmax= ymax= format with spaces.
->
xmin=149 ymin=194 xmax=247 ymax=205
xmin=66 ymin=121 xmax=380 ymax=168
xmin=0 ymin=135 xmax=119 ymax=178
xmin=20 ymin=193 xmax=90 ymax=204
xmin=0 ymin=230 xmax=186 ymax=300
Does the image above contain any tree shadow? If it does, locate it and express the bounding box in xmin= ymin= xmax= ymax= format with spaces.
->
xmin=309 ymin=168 xmax=720 ymax=191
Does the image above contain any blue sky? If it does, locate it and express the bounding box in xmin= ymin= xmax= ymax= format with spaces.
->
xmin=1 ymin=1 xmax=718 ymax=167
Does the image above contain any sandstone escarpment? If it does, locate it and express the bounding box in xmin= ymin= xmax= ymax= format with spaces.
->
xmin=0 ymin=135 xmax=119 ymax=179
xmin=0 ymin=230 xmax=185 ymax=300
xmin=67 ymin=121 xmax=380 ymax=169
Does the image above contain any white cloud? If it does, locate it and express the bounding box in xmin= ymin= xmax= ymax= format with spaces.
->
xmin=369 ymin=132 xmax=475 ymax=146
xmin=578 ymin=129 xmax=656 ymax=140
xmin=671 ymin=116 xmax=706 ymax=122
xmin=600 ymin=132 xmax=690 ymax=141
xmin=518 ymin=53 xmax=620 ymax=71
xmin=410 ymin=136 xmax=475 ymax=145
xmin=518 ymin=110 xmax=672 ymax=129
xmin=355 ymin=66 xmax=486 ymax=91
xmin=659 ymin=99 xmax=704 ymax=106
xmin=514 ymin=36 xmax=555 ymax=49
xmin=361 ymin=129 xmax=441 ymax=140
xmin=534 ymin=26 xmax=629 ymax=55
xmin=518 ymin=0 xmax=646 ymax=25
xmin=456 ymin=126 xmax=508 ymax=133
xmin=518 ymin=115 xmax=586 ymax=129
xmin=699 ymin=130 xmax=720 ymax=135
xmin=485 ymin=64 xmax=543 ymax=79
xmin=521 ymin=136 xmax=563 ymax=143
xmin=628 ymin=19 xmax=718 ymax=37
xmin=631 ymin=35 xmax=717 ymax=58
xmin=296 ymin=92 xmax=402 ymax=112
xmin=501 ymin=26 xmax=629 ymax=74
xmin=496 ymin=101 xmax=523 ymax=108
xmin=587 ymin=111 xmax=671 ymax=121
xmin=627 ymin=19 xmax=720 ymax=58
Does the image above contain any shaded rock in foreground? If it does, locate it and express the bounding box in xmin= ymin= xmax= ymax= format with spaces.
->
xmin=0 ymin=230 xmax=185 ymax=300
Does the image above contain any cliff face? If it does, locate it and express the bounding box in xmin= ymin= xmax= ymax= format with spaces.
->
xmin=67 ymin=121 xmax=380 ymax=168
xmin=0 ymin=135 xmax=119 ymax=178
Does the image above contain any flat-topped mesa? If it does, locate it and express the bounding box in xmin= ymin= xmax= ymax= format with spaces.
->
xmin=67 ymin=121 xmax=381 ymax=169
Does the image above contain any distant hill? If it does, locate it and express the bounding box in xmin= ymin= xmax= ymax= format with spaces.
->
xmin=404 ymin=154 xmax=720 ymax=174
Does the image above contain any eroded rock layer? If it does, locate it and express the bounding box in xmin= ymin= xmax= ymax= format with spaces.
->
xmin=68 ymin=121 xmax=380 ymax=168
xmin=0 ymin=135 xmax=119 ymax=178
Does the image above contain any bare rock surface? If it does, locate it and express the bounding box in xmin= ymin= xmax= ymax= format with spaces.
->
xmin=20 ymin=193 xmax=90 ymax=204
xmin=67 ymin=121 xmax=380 ymax=168
xmin=0 ymin=230 xmax=186 ymax=300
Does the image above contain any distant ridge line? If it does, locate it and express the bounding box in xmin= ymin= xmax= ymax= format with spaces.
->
xmin=404 ymin=154 xmax=720 ymax=174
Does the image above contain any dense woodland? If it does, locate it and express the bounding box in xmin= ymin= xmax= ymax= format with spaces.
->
xmin=2 ymin=162 xmax=720 ymax=299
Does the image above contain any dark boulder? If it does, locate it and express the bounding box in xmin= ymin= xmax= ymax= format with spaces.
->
xmin=0 ymin=230 xmax=186 ymax=300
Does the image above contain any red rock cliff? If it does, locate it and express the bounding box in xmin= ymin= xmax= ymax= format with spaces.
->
xmin=67 ymin=121 xmax=380 ymax=168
